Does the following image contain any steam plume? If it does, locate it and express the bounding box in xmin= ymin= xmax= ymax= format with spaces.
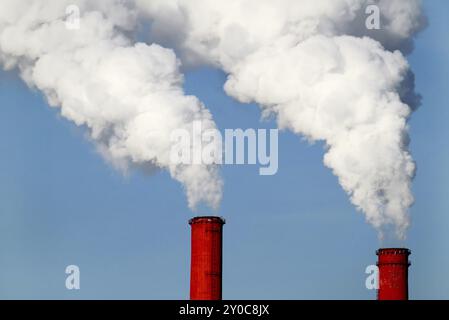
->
xmin=0 ymin=0 xmax=222 ymax=209
xmin=0 ymin=1 xmax=426 ymax=238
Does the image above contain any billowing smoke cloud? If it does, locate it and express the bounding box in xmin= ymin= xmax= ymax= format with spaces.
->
xmin=0 ymin=0 xmax=425 ymax=238
xmin=0 ymin=0 xmax=222 ymax=210
xmin=136 ymin=0 xmax=425 ymax=239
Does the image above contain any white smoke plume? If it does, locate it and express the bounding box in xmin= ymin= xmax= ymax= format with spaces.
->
xmin=0 ymin=1 xmax=425 ymax=238
xmin=136 ymin=0 xmax=425 ymax=239
xmin=0 ymin=0 xmax=222 ymax=210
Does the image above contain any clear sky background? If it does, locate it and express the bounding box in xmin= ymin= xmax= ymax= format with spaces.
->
xmin=0 ymin=1 xmax=448 ymax=299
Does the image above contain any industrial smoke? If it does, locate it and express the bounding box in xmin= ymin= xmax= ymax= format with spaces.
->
xmin=0 ymin=0 xmax=223 ymax=210
xmin=0 ymin=0 xmax=426 ymax=239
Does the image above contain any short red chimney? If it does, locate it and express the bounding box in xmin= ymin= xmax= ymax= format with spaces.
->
xmin=189 ymin=216 xmax=225 ymax=300
xmin=376 ymin=248 xmax=411 ymax=300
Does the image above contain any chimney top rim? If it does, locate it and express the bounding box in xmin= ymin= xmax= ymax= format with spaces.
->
xmin=189 ymin=216 xmax=226 ymax=225
xmin=376 ymin=248 xmax=411 ymax=255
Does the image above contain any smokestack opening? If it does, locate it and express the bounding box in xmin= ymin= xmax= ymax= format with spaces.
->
xmin=189 ymin=216 xmax=225 ymax=300
xmin=376 ymin=248 xmax=411 ymax=300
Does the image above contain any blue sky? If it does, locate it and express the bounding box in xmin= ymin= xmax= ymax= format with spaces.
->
xmin=0 ymin=1 xmax=448 ymax=299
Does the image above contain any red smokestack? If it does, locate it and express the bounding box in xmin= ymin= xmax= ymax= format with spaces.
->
xmin=376 ymin=248 xmax=411 ymax=300
xmin=189 ymin=216 xmax=225 ymax=300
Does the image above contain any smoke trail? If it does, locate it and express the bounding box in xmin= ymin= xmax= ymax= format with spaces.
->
xmin=136 ymin=0 xmax=425 ymax=238
xmin=0 ymin=0 xmax=425 ymax=238
xmin=0 ymin=0 xmax=222 ymax=210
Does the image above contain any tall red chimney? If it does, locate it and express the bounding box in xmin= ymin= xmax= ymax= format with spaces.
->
xmin=376 ymin=248 xmax=411 ymax=300
xmin=189 ymin=216 xmax=225 ymax=300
